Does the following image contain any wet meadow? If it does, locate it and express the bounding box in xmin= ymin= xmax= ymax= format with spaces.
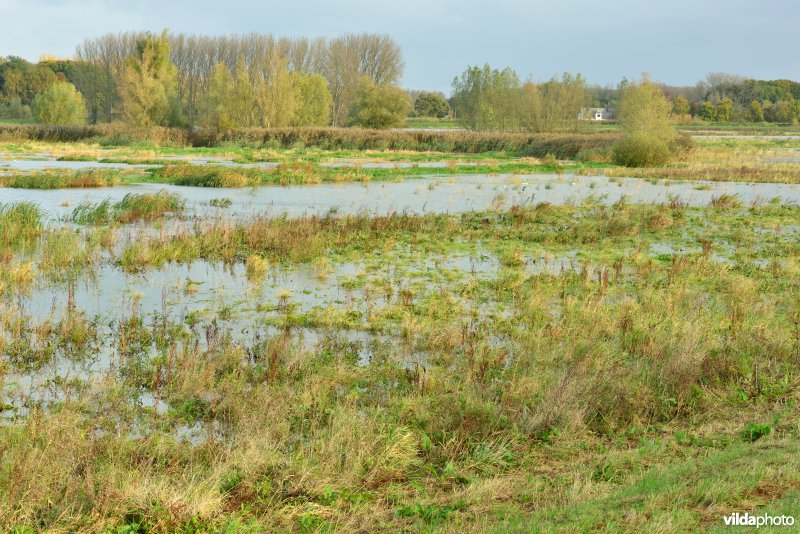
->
xmin=0 ymin=129 xmax=798 ymax=532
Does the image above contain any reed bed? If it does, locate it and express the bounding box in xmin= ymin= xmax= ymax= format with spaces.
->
xmin=0 ymin=123 xmax=619 ymax=158
xmin=71 ymin=191 xmax=185 ymax=224
xmin=0 ymin=169 xmax=123 ymax=189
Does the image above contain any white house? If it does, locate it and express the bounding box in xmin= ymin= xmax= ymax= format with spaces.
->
xmin=579 ymin=107 xmax=615 ymax=121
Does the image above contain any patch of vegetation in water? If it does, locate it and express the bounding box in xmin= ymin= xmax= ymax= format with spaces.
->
xmin=71 ymin=190 xmax=185 ymax=225
xmin=0 ymin=169 xmax=124 ymax=189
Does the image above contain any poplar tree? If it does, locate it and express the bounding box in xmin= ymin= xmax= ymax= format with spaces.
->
xmin=292 ymin=73 xmax=332 ymax=126
xmin=119 ymin=31 xmax=183 ymax=126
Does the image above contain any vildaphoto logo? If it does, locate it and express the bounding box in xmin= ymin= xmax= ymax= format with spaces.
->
xmin=723 ymin=512 xmax=795 ymax=528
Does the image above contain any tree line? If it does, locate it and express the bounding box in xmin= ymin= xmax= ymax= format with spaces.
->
xmin=663 ymin=73 xmax=800 ymax=123
xmin=450 ymin=65 xmax=588 ymax=132
xmin=449 ymin=66 xmax=800 ymax=131
xmin=3 ymin=34 xmax=799 ymax=130
xmin=0 ymin=31 xmax=414 ymax=128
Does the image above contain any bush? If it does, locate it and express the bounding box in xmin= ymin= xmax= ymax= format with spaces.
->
xmin=31 ymin=82 xmax=87 ymax=125
xmin=611 ymin=134 xmax=671 ymax=167
xmin=349 ymin=78 xmax=410 ymax=129
xmin=612 ymin=76 xmax=680 ymax=167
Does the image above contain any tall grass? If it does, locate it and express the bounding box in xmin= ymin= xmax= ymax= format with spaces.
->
xmin=0 ymin=170 xmax=122 ymax=189
xmin=0 ymin=199 xmax=798 ymax=531
xmin=0 ymin=123 xmax=189 ymax=146
xmin=0 ymin=123 xmax=618 ymax=158
xmin=0 ymin=202 xmax=43 ymax=250
xmin=206 ymin=128 xmax=619 ymax=158
xmin=71 ymin=191 xmax=185 ymax=225
xmin=156 ymin=164 xmax=266 ymax=187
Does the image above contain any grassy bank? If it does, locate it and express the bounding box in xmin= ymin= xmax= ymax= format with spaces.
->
xmin=0 ymin=169 xmax=125 ymax=189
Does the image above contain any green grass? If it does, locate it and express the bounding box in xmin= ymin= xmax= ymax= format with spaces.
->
xmin=71 ymin=191 xmax=184 ymax=224
xmin=501 ymin=438 xmax=800 ymax=532
xmin=0 ymin=170 xmax=123 ymax=189
xmin=0 ymin=201 xmax=43 ymax=250
xmin=679 ymin=121 xmax=800 ymax=134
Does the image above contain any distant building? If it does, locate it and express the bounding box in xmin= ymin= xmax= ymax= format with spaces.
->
xmin=579 ymin=107 xmax=615 ymax=121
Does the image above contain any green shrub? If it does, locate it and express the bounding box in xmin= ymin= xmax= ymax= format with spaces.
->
xmin=612 ymin=134 xmax=671 ymax=167
xmin=0 ymin=98 xmax=32 ymax=120
xmin=349 ymin=78 xmax=410 ymax=129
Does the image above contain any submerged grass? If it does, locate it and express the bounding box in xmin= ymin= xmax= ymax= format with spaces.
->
xmin=149 ymin=159 xmax=596 ymax=188
xmin=71 ymin=191 xmax=185 ymax=225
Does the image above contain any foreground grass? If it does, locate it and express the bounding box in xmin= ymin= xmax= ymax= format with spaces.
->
xmin=501 ymin=438 xmax=800 ymax=532
xmin=0 ymin=198 xmax=799 ymax=531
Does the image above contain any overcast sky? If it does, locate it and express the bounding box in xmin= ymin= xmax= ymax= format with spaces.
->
xmin=1 ymin=0 xmax=796 ymax=93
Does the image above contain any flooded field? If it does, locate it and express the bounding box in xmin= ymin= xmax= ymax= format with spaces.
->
xmin=1 ymin=172 xmax=799 ymax=222
xmin=1 ymin=138 xmax=799 ymax=532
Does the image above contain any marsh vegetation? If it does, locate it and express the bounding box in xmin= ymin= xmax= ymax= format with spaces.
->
xmin=0 ymin=133 xmax=798 ymax=532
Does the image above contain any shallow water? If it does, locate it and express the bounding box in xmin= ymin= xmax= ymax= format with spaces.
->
xmin=0 ymin=153 xmax=487 ymax=173
xmin=2 ymin=248 xmax=512 ymax=407
xmin=0 ymin=155 xmax=280 ymax=173
xmin=0 ymin=159 xmax=155 ymax=173
xmin=2 ymin=173 xmax=799 ymax=222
